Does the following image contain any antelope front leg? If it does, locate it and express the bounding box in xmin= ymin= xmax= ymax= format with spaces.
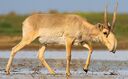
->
xmin=83 ymin=43 xmax=93 ymax=73
xmin=65 ymin=37 xmax=74 ymax=76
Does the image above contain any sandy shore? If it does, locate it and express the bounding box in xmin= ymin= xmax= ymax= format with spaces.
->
xmin=0 ymin=58 xmax=128 ymax=79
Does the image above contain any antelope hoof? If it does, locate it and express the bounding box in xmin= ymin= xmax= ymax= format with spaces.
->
xmin=112 ymin=51 xmax=116 ymax=54
xmin=5 ymin=69 xmax=10 ymax=75
xmin=50 ymin=71 xmax=56 ymax=75
xmin=83 ymin=68 xmax=88 ymax=73
xmin=66 ymin=72 xmax=71 ymax=76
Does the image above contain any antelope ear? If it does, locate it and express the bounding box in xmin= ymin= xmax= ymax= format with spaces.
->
xmin=96 ymin=23 xmax=103 ymax=31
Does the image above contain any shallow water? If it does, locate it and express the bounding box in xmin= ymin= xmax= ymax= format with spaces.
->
xmin=0 ymin=58 xmax=128 ymax=78
xmin=0 ymin=50 xmax=128 ymax=79
xmin=0 ymin=50 xmax=128 ymax=60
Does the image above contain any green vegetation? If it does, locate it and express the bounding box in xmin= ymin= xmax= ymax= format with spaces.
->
xmin=0 ymin=13 xmax=26 ymax=36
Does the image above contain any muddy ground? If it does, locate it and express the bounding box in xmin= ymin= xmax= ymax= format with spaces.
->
xmin=0 ymin=58 xmax=128 ymax=79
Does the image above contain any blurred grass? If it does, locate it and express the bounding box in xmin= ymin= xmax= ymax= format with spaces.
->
xmin=0 ymin=12 xmax=128 ymax=49
xmin=0 ymin=13 xmax=26 ymax=36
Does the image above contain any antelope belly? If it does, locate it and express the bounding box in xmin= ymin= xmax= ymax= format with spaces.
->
xmin=39 ymin=36 xmax=65 ymax=45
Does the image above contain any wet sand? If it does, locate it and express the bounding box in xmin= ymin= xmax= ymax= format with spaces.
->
xmin=0 ymin=58 xmax=128 ymax=79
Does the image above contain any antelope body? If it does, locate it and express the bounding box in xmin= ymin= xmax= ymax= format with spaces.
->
xmin=28 ymin=14 xmax=103 ymax=45
xmin=6 ymin=2 xmax=118 ymax=76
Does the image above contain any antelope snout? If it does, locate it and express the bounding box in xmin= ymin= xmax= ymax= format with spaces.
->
xmin=110 ymin=37 xmax=117 ymax=54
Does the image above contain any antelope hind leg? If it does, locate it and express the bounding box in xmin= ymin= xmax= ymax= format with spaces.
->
xmin=6 ymin=32 xmax=38 ymax=75
xmin=6 ymin=38 xmax=33 ymax=75
xmin=37 ymin=46 xmax=55 ymax=75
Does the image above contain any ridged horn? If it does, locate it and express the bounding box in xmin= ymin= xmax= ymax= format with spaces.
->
xmin=111 ymin=0 xmax=118 ymax=31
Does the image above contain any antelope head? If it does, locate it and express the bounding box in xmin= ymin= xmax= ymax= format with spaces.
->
xmin=96 ymin=1 xmax=118 ymax=53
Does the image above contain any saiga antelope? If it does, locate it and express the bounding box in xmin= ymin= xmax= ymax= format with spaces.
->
xmin=6 ymin=1 xmax=118 ymax=76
